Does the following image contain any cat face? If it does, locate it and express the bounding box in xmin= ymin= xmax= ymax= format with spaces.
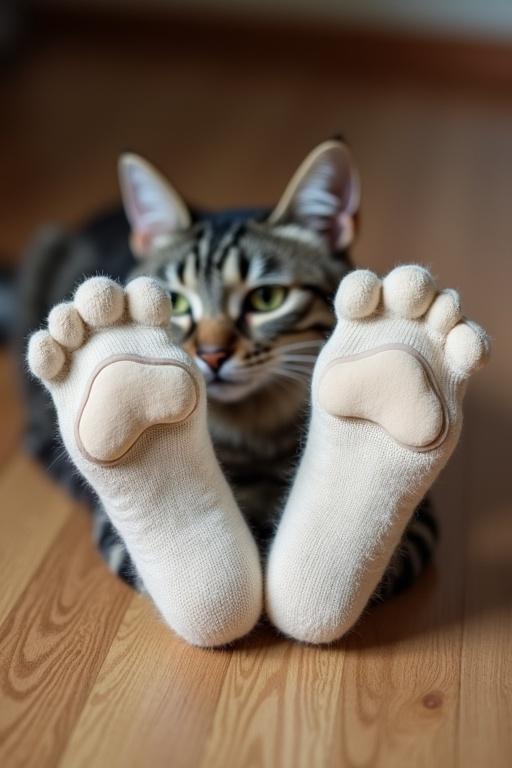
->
xmin=120 ymin=140 xmax=360 ymax=403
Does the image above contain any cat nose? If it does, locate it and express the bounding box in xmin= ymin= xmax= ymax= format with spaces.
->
xmin=197 ymin=346 xmax=230 ymax=372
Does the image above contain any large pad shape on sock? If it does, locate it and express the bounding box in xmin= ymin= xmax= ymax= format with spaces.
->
xmin=76 ymin=356 xmax=198 ymax=463
xmin=317 ymin=344 xmax=448 ymax=450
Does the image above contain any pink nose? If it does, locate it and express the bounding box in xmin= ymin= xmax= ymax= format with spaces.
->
xmin=197 ymin=347 xmax=229 ymax=372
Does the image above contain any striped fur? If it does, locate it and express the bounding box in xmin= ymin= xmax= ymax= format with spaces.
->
xmin=20 ymin=141 xmax=439 ymax=605
xmin=94 ymin=214 xmax=438 ymax=598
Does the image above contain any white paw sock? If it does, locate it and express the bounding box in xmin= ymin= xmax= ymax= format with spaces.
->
xmin=266 ymin=266 xmax=489 ymax=644
xmin=28 ymin=276 xmax=262 ymax=647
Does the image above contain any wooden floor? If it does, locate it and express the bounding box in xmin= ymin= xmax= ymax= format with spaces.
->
xmin=1 ymin=20 xmax=512 ymax=768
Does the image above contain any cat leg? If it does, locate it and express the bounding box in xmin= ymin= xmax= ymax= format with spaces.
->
xmin=92 ymin=502 xmax=144 ymax=590
xmin=266 ymin=266 xmax=489 ymax=643
xmin=374 ymin=495 xmax=439 ymax=600
xmin=28 ymin=275 xmax=262 ymax=646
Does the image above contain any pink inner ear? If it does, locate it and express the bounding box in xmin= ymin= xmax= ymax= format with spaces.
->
xmin=119 ymin=155 xmax=191 ymax=254
xmin=335 ymin=212 xmax=355 ymax=249
xmin=330 ymin=152 xmax=360 ymax=216
xmin=130 ymin=231 xmax=153 ymax=258
xmin=124 ymin=167 xmax=178 ymax=236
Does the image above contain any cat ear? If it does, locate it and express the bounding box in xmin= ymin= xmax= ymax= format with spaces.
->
xmin=118 ymin=153 xmax=191 ymax=258
xmin=269 ymin=139 xmax=360 ymax=250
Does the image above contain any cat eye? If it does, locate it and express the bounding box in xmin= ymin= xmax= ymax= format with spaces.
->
xmin=246 ymin=285 xmax=288 ymax=313
xmin=170 ymin=292 xmax=191 ymax=315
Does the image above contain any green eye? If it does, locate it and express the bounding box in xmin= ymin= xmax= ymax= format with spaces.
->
xmin=170 ymin=292 xmax=191 ymax=315
xmin=247 ymin=285 xmax=287 ymax=313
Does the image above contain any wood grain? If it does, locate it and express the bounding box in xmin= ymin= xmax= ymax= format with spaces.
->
xmin=60 ymin=596 xmax=231 ymax=768
xmin=0 ymin=354 xmax=23 ymax=465
xmin=0 ymin=513 xmax=131 ymax=767
xmin=0 ymin=455 xmax=71 ymax=618
xmin=0 ymin=16 xmax=511 ymax=768
xmin=201 ymin=631 xmax=346 ymax=768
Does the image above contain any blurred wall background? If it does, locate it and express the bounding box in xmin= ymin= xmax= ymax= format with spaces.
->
xmin=36 ymin=0 xmax=512 ymax=39
xmin=1 ymin=0 xmax=510 ymax=265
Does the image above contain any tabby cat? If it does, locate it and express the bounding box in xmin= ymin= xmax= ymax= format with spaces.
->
xmin=20 ymin=139 xmax=437 ymax=597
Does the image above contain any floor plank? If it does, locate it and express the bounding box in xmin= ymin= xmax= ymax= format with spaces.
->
xmin=0 ymin=513 xmax=131 ymax=768
xmin=60 ymin=596 xmax=231 ymax=768
xmin=0 ymin=354 xmax=23 ymax=466
xmin=0 ymin=455 xmax=72 ymax=618
xmin=201 ymin=632 xmax=346 ymax=768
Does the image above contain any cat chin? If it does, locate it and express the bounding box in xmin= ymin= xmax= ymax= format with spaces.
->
xmin=206 ymin=380 xmax=262 ymax=404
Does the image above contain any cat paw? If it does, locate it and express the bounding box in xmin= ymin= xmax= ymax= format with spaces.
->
xmin=317 ymin=266 xmax=489 ymax=450
xmin=28 ymin=276 xmax=199 ymax=464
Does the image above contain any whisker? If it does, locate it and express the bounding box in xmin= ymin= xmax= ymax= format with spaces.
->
xmin=274 ymin=369 xmax=310 ymax=386
xmin=221 ymin=354 xmax=315 ymax=389
xmin=283 ymin=365 xmax=314 ymax=377
xmin=282 ymin=368 xmax=312 ymax=383
xmin=280 ymin=354 xmax=318 ymax=362
xmin=278 ymin=340 xmax=324 ymax=352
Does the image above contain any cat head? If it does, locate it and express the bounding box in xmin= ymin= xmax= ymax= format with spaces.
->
xmin=119 ymin=139 xmax=360 ymax=403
